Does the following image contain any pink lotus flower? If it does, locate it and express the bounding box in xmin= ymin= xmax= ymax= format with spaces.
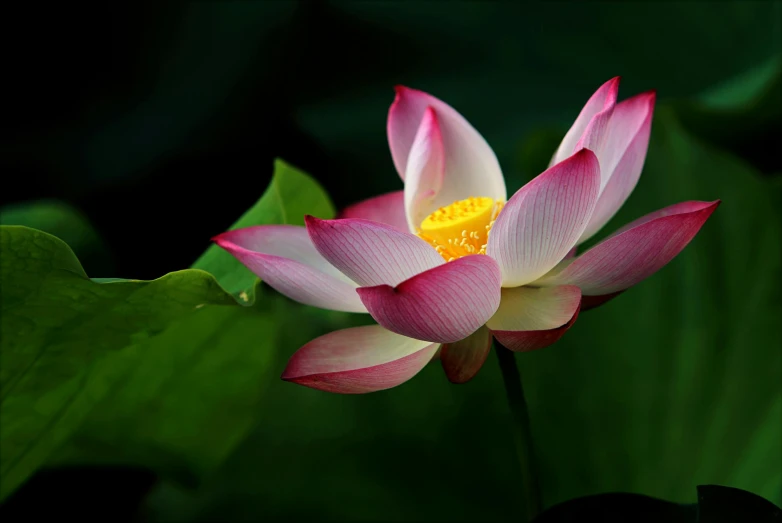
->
xmin=214 ymin=77 xmax=719 ymax=394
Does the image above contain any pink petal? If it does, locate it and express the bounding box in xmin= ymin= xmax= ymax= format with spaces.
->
xmin=579 ymin=91 xmax=656 ymax=243
xmin=487 ymin=285 xmax=582 ymax=352
xmin=214 ymin=226 xmax=366 ymax=313
xmin=538 ymin=201 xmax=720 ymax=295
xmin=281 ymin=325 xmax=439 ymax=394
xmin=338 ymin=191 xmax=409 ymax=233
xmin=440 ymin=325 xmax=492 ymax=384
xmin=305 ymin=216 xmax=444 ymax=287
xmin=403 ymin=106 xmax=445 ymax=231
xmin=356 ymin=255 xmax=502 ymax=343
xmin=387 ymin=86 xmax=506 ymax=202
xmin=550 ymin=77 xmax=620 ymax=168
xmin=486 ymin=149 xmax=601 ymax=287
xmin=492 ymin=308 xmax=580 ymax=353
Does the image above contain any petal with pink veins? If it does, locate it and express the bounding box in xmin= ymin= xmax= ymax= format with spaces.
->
xmin=281 ymin=325 xmax=439 ymax=394
xmin=578 ymin=91 xmax=656 ymax=244
xmin=440 ymin=325 xmax=493 ymax=384
xmin=487 ymin=149 xmax=601 ymax=287
xmin=338 ymin=191 xmax=409 ymax=233
xmin=487 ymin=285 xmax=582 ymax=352
xmin=388 ymin=86 xmax=506 ymax=205
xmin=404 ymin=106 xmax=445 ymax=231
xmin=550 ymin=77 xmax=620 ymax=168
xmin=214 ymin=225 xmax=366 ymax=313
xmin=357 ymin=255 xmax=502 ymax=343
xmin=536 ymin=200 xmax=720 ymax=295
xmin=305 ymin=216 xmax=444 ymax=287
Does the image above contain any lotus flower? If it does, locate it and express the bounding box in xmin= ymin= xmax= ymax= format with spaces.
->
xmin=214 ymin=77 xmax=719 ymax=393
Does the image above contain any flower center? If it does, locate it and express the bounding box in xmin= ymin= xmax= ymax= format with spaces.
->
xmin=417 ymin=196 xmax=504 ymax=261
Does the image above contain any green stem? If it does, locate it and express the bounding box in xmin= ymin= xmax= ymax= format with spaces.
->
xmin=495 ymin=342 xmax=541 ymax=521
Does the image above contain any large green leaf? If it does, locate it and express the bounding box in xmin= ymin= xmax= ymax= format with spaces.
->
xmin=0 ymin=199 xmax=113 ymax=276
xmin=143 ymin=108 xmax=781 ymax=521
xmin=191 ymin=158 xmax=335 ymax=301
xmin=47 ymin=160 xmax=340 ymax=488
xmin=0 ymin=226 xmax=236 ymax=500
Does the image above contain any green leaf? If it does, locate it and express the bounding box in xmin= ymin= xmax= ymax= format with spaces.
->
xmin=50 ymin=284 xmax=278 ymax=487
xmin=46 ymin=159 xmax=342 ymax=491
xmin=0 ymin=199 xmax=112 ymax=276
xmin=0 ymin=226 xmax=235 ymax=500
xmin=143 ymin=108 xmax=781 ymax=522
xmin=191 ymin=158 xmax=335 ymax=302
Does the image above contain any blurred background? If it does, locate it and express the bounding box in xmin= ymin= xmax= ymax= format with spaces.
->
xmin=1 ymin=1 xmax=780 ymax=521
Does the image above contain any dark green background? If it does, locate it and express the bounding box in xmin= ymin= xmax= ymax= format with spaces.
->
xmin=2 ymin=1 xmax=780 ymax=521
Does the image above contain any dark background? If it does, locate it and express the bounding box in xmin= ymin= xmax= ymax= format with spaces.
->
xmin=2 ymin=1 xmax=780 ymax=521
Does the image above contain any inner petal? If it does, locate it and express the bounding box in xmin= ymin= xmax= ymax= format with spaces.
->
xmin=417 ymin=196 xmax=504 ymax=261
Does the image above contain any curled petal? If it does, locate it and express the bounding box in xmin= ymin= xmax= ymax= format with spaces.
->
xmin=579 ymin=91 xmax=656 ymax=243
xmin=214 ymin=226 xmax=366 ymax=313
xmin=440 ymin=325 xmax=493 ymax=384
xmin=282 ymin=325 xmax=439 ymax=394
xmin=357 ymin=255 xmax=502 ymax=343
xmin=404 ymin=107 xmax=445 ymax=231
xmin=338 ymin=191 xmax=409 ymax=233
xmin=537 ymin=201 xmax=720 ymax=295
xmin=305 ymin=216 xmax=444 ymax=287
xmin=487 ymin=149 xmax=601 ymax=287
xmin=487 ymin=285 xmax=582 ymax=352
xmin=550 ymin=77 xmax=620 ymax=168
xmin=388 ymin=86 xmax=506 ymax=204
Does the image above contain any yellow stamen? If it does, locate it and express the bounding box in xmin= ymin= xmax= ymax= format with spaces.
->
xmin=417 ymin=196 xmax=504 ymax=261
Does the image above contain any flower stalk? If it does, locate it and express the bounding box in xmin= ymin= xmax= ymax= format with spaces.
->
xmin=495 ymin=342 xmax=541 ymax=521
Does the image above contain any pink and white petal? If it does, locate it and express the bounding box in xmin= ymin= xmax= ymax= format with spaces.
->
xmin=440 ymin=325 xmax=493 ymax=384
xmin=486 ymin=285 xmax=582 ymax=331
xmin=214 ymin=226 xmax=366 ymax=313
xmin=357 ymin=255 xmax=502 ymax=343
xmin=550 ymin=77 xmax=620 ymax=167
xmin=487 ymin=285 xmax=581 ymax=352
xmin=492 ymin=306 xmax=580 ymax=353
xmin=338 ymin=191 xmax=409 ymax=233
xmin=388 ymin=86 xmax=506 ymax=202
xmin=579 ymin=91 xmax=656 ymax=244
xmin=538 ymin=201 xmax=720 ymax=295
xmin=487 ymin=149 xmax=601 ymax=287
xmin=575 ymin=106 xmax=616 ymax=190
xmin=404 ymin=107 xmax=445 ymax=231
xmin=281 ymin=325 xmax=439 ymax=394
xmin=305 ymin=216 xmax=444 ymax=287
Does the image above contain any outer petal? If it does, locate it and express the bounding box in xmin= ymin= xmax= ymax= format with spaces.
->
xmin=356 ymin=255 xmax=502 ymax=343
xmin=214 ymin=226 xmax=366 ymax=313
xmin=305 ymin=216 xmax=444 ymax=287
xmin=338 ymin=191 xmax=409 ymax=233
xmin=487 ymin=285 xmax=582 ymax=352
xmin=404 ymin=107 xmax=445 ymax=232
xmin=550 ymin=77 xmax=620 ymax=168
xmin=281 ymin=325 xmax=439 ymax=394
xmin=487 ymin=149 xmax=601 ymax=287
xmin=440 ymin=325 xmax=492 ymax=384
xmin=388 ymin=86 xmax=506 ymax=203
xmin=537 ymin=201 xmax=720 ymax=295
xmin=578 ymin=91 xmax=656 ymax=244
